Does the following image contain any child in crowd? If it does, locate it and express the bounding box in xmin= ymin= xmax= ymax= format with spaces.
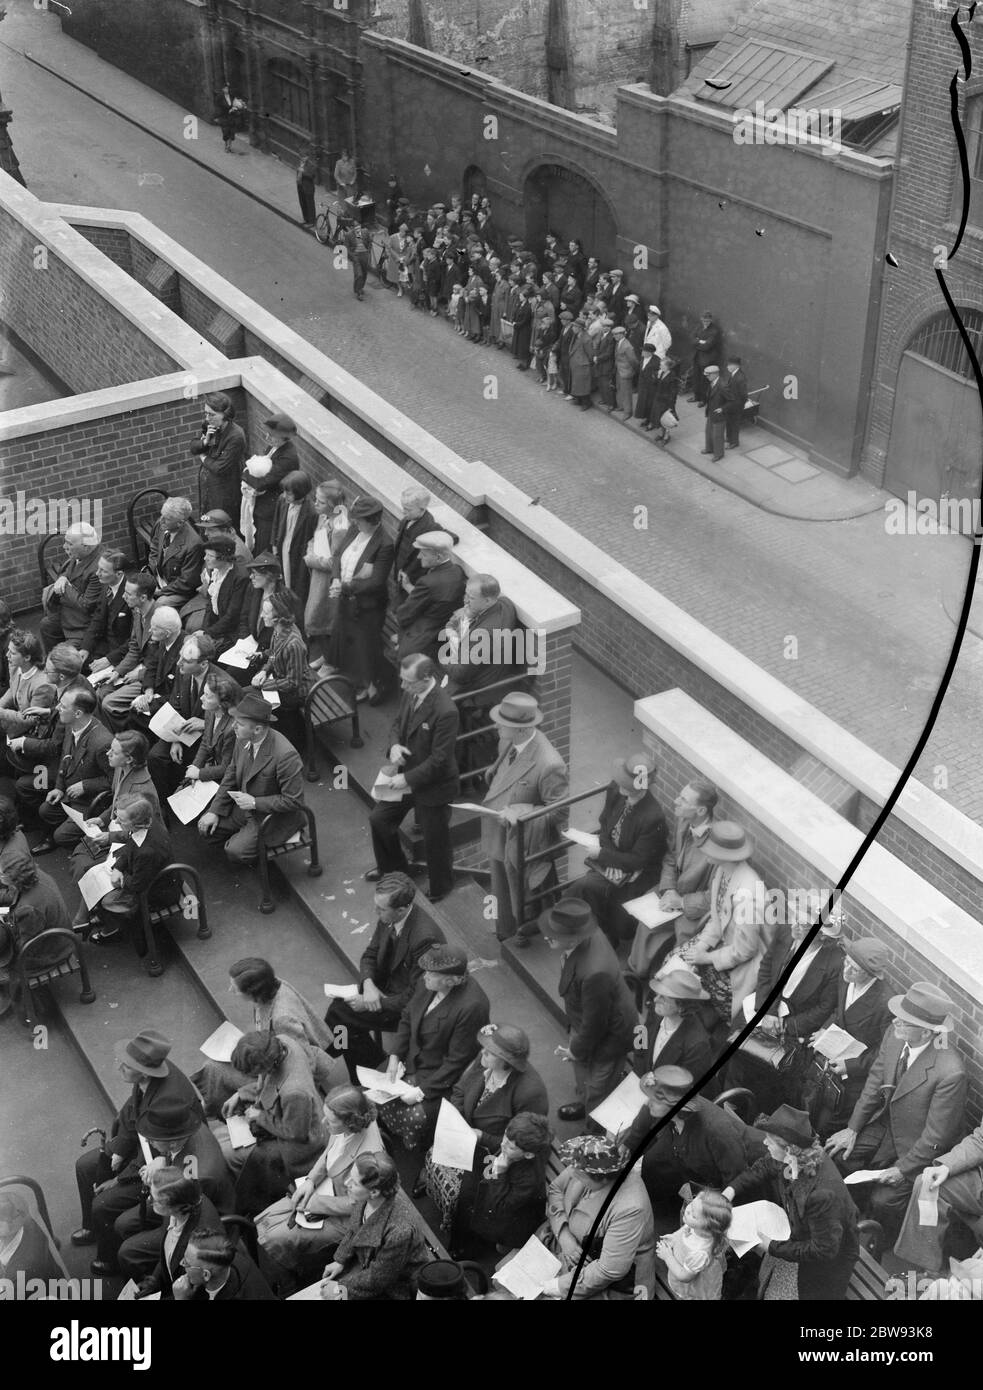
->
xmin=656 ymin=1189 xmax=732 ymax=1300
xmin=546 ymin=343 xmax=560 ymax=392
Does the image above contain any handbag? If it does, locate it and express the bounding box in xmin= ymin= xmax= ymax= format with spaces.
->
xmin=660 ymin=408 xmax=679 ymax=430
xmin=377 ymin=1096 xmax=430 ymax=1151
xmin=499 ymin=318 xmax=515 ymax=347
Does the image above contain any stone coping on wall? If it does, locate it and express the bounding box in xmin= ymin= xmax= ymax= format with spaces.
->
xmin=36 ymin=199 xmax=983 ymax=892
xmin=0 ymin=178 xmax=226 ymax=377
xmin=635 ymin=689 xmax=983 ymax=1006
xmin=236 ymin=357 xmax=580 ymax=637
xmin=0 ymin=371 xmax=242 ymax=442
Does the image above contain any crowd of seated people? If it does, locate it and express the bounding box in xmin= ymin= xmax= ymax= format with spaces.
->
xmin=3 ymin=475 xmax=982 ymax=1302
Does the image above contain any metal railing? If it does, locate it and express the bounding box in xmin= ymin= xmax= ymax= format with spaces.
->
xmin=450 ymin=670 xmax=538 ymax=786
xmin=513 ymin=782 xmax=608 ymax=924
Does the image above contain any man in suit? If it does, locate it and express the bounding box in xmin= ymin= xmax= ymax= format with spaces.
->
xmin=33 ymin=686 xmax=113 ymax=851
xmin=725 ymin=908 xmax=844 ymax=1112
xmin=77 ymin=550 xmax=131 ymax=669
xmin=72 ymin=1029 xmax=204 ymax=1259
xmin=826 ymin=982 xmax=967 ymax=1242
xmin=147 ymin=498 xmax=205 ymax=608
xmin=899 ymin=1117 xmax=983 ymax=1272
xmin=39 ymin=522 xmax=103 ymax=652
xmin=606 ymin=268 xmax=629 ymax=326
xmin=124 ymin=607 xmax=185 ymax=734
xmin=173 ymin=1229 xmax=276 ymax=1300
xmin=391 ymin=487 xmax=436 ymax=596
xmin=564 ymin=751 xmax=668 ymax=949
xmin=621 ymin=1066 xmax=756 ymax=1208
xmin=94 ymin=573 xmax=158 ymax=726
xmin=482 ymin=692 xmax=568 ymax=944
xmin=145 ymin=634 xmax=219 ymax=805
xmin=325 ymin=872 xmax=445 ymax=1080
xmin=689 ymin=311 xmax=722 ymax=404
xmin=700 ymin=364 xmax=734 ymax=462
xmin=245 ymin=414 xmax=300 ymax=555
xmin=194 ymin=536 xmax=249 ymax=645
xmin=366 ymin=654 xmax=459 ymax=902
xmin=394 ymin=531 xmax=466 ymax=663
xmin=111 ymin=1096 xmax=236 ymax=1278
xmin=542 ymin=898 xmax=637 ymax=1122
xmin=803 ymin=936 xmax=892 ymax=1137
xmin=385 ymin=944 xmax=490 ymax=1148
xmin=724 ymin=355 xmax=749 ymax=449
xmin=592 ymin=317 xmax=617 ymax=411
xmin=198 ymin=689 xmax=306 ymax=865
xmin=441 ymin=573 xmax=529 ymax=719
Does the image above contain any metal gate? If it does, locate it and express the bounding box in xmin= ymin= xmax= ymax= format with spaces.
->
xmin=884 ymin=350 xmax=983 ymax=514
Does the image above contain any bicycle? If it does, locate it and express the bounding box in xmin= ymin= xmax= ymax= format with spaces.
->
xmin=315 ymin=202 xmax=393 ymax=289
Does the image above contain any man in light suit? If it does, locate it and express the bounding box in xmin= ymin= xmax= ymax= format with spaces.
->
xmin=39 ymin=522 xmax=103 ymax=652
xmin=827 ymin=982 xmax=967 ymax=1244
xmin=324 ymin=872 xmax=445 ymax=1081
xmin=366 ymin=654 xmax=460 ymax=902
xmin=481 ymin=692 xmax=568 ymax=944
xmin=198 ymin=690 xmax=306 ymax=865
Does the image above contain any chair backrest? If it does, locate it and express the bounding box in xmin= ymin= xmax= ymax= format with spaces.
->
xmin=220 ymin=1213 xmax=259 ymax=1264
xmin=17 ymin=927 xmax=78 ymax=977
xmin=37 ymin=533 xmax=64 ymax=588
xmin=306 ymin=675 xmax=355 ymax=726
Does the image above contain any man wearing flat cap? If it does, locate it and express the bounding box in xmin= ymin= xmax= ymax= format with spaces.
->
xmin=482 ymin=693 xmax=568 ymax=944
xmin=394 ymin=531 xmax=466 ymax=663
xmin=593 ymin=316 xmax=617 ymax=411
xmin=826 ymin=982 xmax=967 ymax=1242
xmin=541 ymin=898 xmax=636 ymax=1122
xmin=198 ymin=689 xmax=307 ymax=865
xmin=72 ymin=1030 xmax=204 ymax=1261
xmin=564 ymin=751 xmax=668 ymax=950
xmin=700 ymin=365 xmax=734 ymax=462
xmin=243 ymin=415 xmax=300 ymax=554
xmin=801 ymin=933 xmax=892 ymax=1136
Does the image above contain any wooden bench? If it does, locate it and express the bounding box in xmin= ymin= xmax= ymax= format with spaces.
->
xmin=304 ymin=672 xmax=363 ymax=782
xmin=126 ymin=487 xmax=170 ymax=567
xmin=255 ymin=807 xmax=323 ymax=914
xmin=12 ymin=927 xmax=96 ymax=1030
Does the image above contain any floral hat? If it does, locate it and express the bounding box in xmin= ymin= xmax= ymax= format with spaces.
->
xmin=558 ymin=1134 xmax=628 ymax=1176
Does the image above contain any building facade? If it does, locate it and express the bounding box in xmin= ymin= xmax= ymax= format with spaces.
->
xmin=863 ymin=2 xmax=983 ymax=501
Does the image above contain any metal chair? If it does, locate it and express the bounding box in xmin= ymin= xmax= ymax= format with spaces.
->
xmin=126 ymin=488 xmax=169 ymax=566
xmin=36 ymin=533 xmax=64 ymax=589
xmin=713 ymin=1087 xmax=757 ymax=1123
xmin=255 ymin=807 xmax=322 ymax=914
xmin=13 ymin=927 xmax=95 ymax=1029
xmin=304 ymin=673 xmax=363 ymax=782
xmin=136 ymin=862 xmax=210 ymax=977
xmin=220 ymin=1213 xmax=260 ymax=1264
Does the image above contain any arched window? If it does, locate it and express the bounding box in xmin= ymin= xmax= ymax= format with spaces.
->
xmin=268 ymin=59 xmax=310 ymax=132
xmin=907 ymin=309 xmax=983 ymax=380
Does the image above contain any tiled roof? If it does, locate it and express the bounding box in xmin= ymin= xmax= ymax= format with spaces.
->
xmin=677 ymin=0 xmax=913 ymax=105
xmin=694 ymin=40 xmax=833 ymax=109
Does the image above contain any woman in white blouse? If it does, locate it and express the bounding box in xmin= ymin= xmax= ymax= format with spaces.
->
xmin=303 ymin=480 xmax=348 ymax=664
xmin=255 ymin=1084 xmax=383 ymax=1296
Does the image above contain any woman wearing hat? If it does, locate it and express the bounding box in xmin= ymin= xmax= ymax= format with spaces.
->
xmin=650 ymin=353 xmax=680 ymax=444
xmin=632 ymin=969 xmax=716 ymax=1083
xmin=327 ymin=496 xmax=395 ymax=705
xmin=801 ymin=936 xmax=892 ymax=1136
xmin=420 ymin=1022 xmax=548 ymax=1235
xmin=239 ymin=553 xmax=287 ymax=678
xmin=241 ymin=415 xmax=299 ymax=555
xmin=540 ymin=1134 xmax=655 ymax=1299
xmin=725 ymin=906 xmax=844 ymax=1114
xmin=255 ymin=1085 xmax=384 ymax=1296
xmin=192 ymin=393 xmax=246 ymax=521
xmin=724 ymin=1104 xmax=859 ymax=1300
xmin=567 ymin=317 xmax=595 ymax=410
xmin=674 ymin=821 xmax=768 ymax=1026
xmin=378 ymin=944 xmax=490 ymax=1157
xmin=216 ymin=1030 xmax=323 ymax=1217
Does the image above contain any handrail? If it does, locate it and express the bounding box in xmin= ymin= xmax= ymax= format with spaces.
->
xmin=513 ymin=782 xmax=608 ymax=921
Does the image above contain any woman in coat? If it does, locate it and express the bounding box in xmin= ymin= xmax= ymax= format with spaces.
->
xmin=511 ymin=286 xmax=535 ymax=369
xmin=422 ymin=1023 xmax=548 ymax=1233
xmin=317 ymin=1153 xmax=431 ymax=1301
xmin=85 ymin=796 xmax=175 ymax=947
xmin=67 ymin=729 xmax=160 ymax=875
xmin=634 ymin=342 xmax=660 ymax=427
xmin=192 ymin=393 xmax=246 ymax=520
xmin=303 ymin=480 xmax=349 ymax=663
xmin=724 ymin=1104 xmax=859 ymax=1300
xmin=217 ymin=1031 xmax=324 ymax=1217
xmin=326 ymin=496 xmax=395 ymax=704
xmin=256 ymin=1085 xmax=384 ymax=1295
xmin=567 ymin=321 xmax=595 ymax=409
xmin=272 ymin=471 xmax=317 ymax=610
xmin=182 ymin=670 xmax=241 ymax=791
xmin=488 ymin=269 xmax=510 ymax=347
xmin=651 ymin=354 xmax=680 ymax=443
xmin=462 ymin=271 xmax=487 ymax=342
xmin=632 ymin=969 xmax=716 ymax=1085
xmin=674 ymin=821 xmax=769 ymax=1025
xmin=455 ymin=1111 xmax=552 ymax=1257
xmin=194 ymin=956 xmax=340 ymax=1115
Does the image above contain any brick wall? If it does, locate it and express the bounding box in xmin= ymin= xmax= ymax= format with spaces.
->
xmin=74 ymin=225 xmax=133 ymax=276
xmin=0 ymin=208 xmax=179 ymax=394
xmin=0 ymin=396 xmax=224 ymax=615
xmin=645 ymin=733 xmax=983 ymax=1121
